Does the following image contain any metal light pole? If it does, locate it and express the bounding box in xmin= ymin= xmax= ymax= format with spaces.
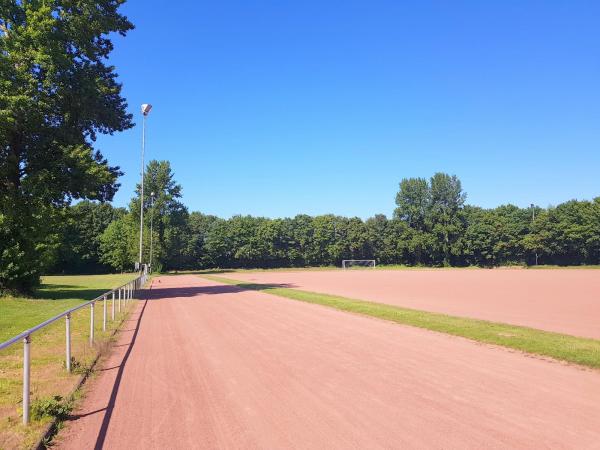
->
xmin=150 ymin=191 xmax=155 ymax=272
xmin=138 ymin=103 xmax=152 ymax=271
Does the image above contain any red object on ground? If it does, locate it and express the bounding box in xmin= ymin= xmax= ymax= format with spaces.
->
xmin=55 ymin=275 xmax=600 ymax=449
xmin=232 ymin=269 xmax=600 ymax=338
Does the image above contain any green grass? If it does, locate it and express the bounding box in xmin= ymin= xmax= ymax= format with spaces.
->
xmin=0 ymin=274 xmax=137 ymax=342
xmin=171 ymin=266 xmax=474 ymax=276
xmin=525 ymin=264 xmax=600 ymax=270
xmin=204 ymin=275 xmax=600 ymax=370
xmin=175 ymin=264 xmax=600 ymax=277
xmin=0 ymin=273 xmax=139 ymax=449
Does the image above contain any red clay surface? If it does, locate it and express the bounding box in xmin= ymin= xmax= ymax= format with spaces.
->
xmin=54 ymin=275 xmax=600 ymax=449
xmin=231 ymin=268 xmax=600 ymax=339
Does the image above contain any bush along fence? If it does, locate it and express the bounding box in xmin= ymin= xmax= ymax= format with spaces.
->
xmin=0 ymin=272 xmax=149 ymax=425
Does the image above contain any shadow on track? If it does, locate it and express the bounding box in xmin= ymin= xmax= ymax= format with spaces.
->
xmin=92 ymin=296 xmax=149 ymax=450
xmin=147 ymin=283 xmax=296 ymax=300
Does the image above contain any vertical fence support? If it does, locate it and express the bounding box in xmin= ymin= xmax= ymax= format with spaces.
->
xmin=118 ymin=288 xmax=122 ymax=312
xmin=103 ymin=295 xmax=107 ymax=332
xmin=22 ymin=335 xmax=31 ymax=425
xmin=112 ymin=291 xmax=115 ymax=321
xmin=90 ymin=303 xmax=95 ymax=345
xmin=65 ymin=314 xmax=71 ymax=372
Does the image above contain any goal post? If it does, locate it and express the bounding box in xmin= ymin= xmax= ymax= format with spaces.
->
xmin=342 ymin=260 xmax=376 ymax=269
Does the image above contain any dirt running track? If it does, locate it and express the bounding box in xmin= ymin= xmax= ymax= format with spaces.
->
xmin=231 ymin=269 xmax=600 ymax=339
xmin=55 ymin=275 xmax=600 ymax=449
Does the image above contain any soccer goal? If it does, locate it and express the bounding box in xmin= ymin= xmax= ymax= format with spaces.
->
xmin=342 ymin=260 xmax=376 ymax=269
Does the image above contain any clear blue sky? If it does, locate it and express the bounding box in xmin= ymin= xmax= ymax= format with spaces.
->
xmin=98 ymin=0 xmax=600 ymax=219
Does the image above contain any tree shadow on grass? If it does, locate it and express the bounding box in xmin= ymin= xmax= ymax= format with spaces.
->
xmin=34 ymin=285 xmax=109 ymax=301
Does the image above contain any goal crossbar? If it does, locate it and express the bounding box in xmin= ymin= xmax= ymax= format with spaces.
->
xmin=342 ymin=260 xmax=376 ymax=269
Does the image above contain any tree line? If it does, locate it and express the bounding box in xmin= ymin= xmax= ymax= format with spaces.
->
xmin=47 ymin=162 xmax=600 ymax=274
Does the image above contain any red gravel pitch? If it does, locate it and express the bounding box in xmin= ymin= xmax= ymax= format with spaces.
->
xmin=231 ymin=268 xmax=600 ymax=338
xmin=54 ymin=275 xmax=600 ymax=449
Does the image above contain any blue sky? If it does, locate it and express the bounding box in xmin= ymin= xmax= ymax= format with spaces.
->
xmin=98 ymin=0 xmax=600 ymax=219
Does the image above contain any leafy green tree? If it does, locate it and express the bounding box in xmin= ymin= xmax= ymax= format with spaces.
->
xmin=254 ymin=218 xmax=291 ymax=267
xmin=184 ymin=212 xmax=222 ymax=268
xmin=427 ymin=173 xmax=466 ymax=265
xmin=522 ymin=209 xmax=552 ymax=265
xmin=289 ymin=215 xmax=315 ymax=265
xmin=100 ymin=214 xmax=135 ymax=272
xmin=50 ymin=201 xmax=125 ymax=273
xmin=523 ymin=200 xmax=600 ymax=265
xmin=0 ymin=0 xmax=133 ymax=291
xmin=311 ymin=215 xmax=338 ymax=265
xmin=462 ymin=204 xmax=530 ymax=266
xmin=394 ymin=177 xmax=429 ymax=230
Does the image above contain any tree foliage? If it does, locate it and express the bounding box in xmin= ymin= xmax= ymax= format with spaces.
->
xmin=0 ymin=0 xmax=133 ymax=292
xmin=99 ymin=213 xmax=134 ymax=272
xmin=49 ymin=201 xmax=125 ymax=273
xmin=41 ymin=169 xmax=600 ymax=273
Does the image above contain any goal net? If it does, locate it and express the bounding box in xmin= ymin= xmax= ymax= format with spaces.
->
xmin=342 ymin=260 xmax=376 ymax=269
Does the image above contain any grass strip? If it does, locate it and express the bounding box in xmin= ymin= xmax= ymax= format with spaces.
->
xmin=0 ymin=273 xmax=138 ymax=342
xmin=204 ymin=275 xmax=600 ymax=370
xmin=0 ymin=273 xmax=139 ymax=449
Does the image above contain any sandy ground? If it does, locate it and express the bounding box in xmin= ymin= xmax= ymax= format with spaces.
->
xmin=54 ymin=275 xmax=600 ymax=449
xmin=230 ymin=269 xmax=600 ymax=339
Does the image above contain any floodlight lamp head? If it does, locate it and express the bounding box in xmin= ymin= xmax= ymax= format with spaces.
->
xmin=150 ymin=192 xmax=155 ymax=197
xmin=141 ymin=104 xmax=152 ymax=116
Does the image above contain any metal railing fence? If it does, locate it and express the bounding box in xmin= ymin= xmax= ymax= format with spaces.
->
xmin=0 ymin=271 xmax=149 ymax=425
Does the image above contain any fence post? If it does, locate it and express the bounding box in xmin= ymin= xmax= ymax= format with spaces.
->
xmin=103 ymin=295 xmax=107 ymax=332
xmin=65 ymin=314 xmax=71 ymax=372
xmin=118 ymin=288 xmax=122 ymax=312
xmin=22 ymin=335 xmax=31 ymax=425
xmin=90 ymin=303 xmax=95 ymax=344
xmin=112 ymin=291 xmax=115 ymax=320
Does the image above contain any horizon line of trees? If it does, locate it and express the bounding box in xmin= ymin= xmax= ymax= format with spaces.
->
xmin=47 ymin=163 xmax=600 ymax=275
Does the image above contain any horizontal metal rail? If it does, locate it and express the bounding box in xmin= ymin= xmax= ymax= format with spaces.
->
xmin=0 ymin=271 xmax=149 ymax=424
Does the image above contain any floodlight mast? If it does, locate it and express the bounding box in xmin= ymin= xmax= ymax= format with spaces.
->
xmin=138 ymin=104 xmax=152 ymax=271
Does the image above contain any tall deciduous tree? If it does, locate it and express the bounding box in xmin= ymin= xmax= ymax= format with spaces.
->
xmin=428 ymin=173 xmax=466 ymax=265
xmin=100 ymin=214 xmax=135 ymax=272
xmin=0 ymin=0 xmax=133 ymax=292
xmin=394 ymin=177 xmax=429 ymax=230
